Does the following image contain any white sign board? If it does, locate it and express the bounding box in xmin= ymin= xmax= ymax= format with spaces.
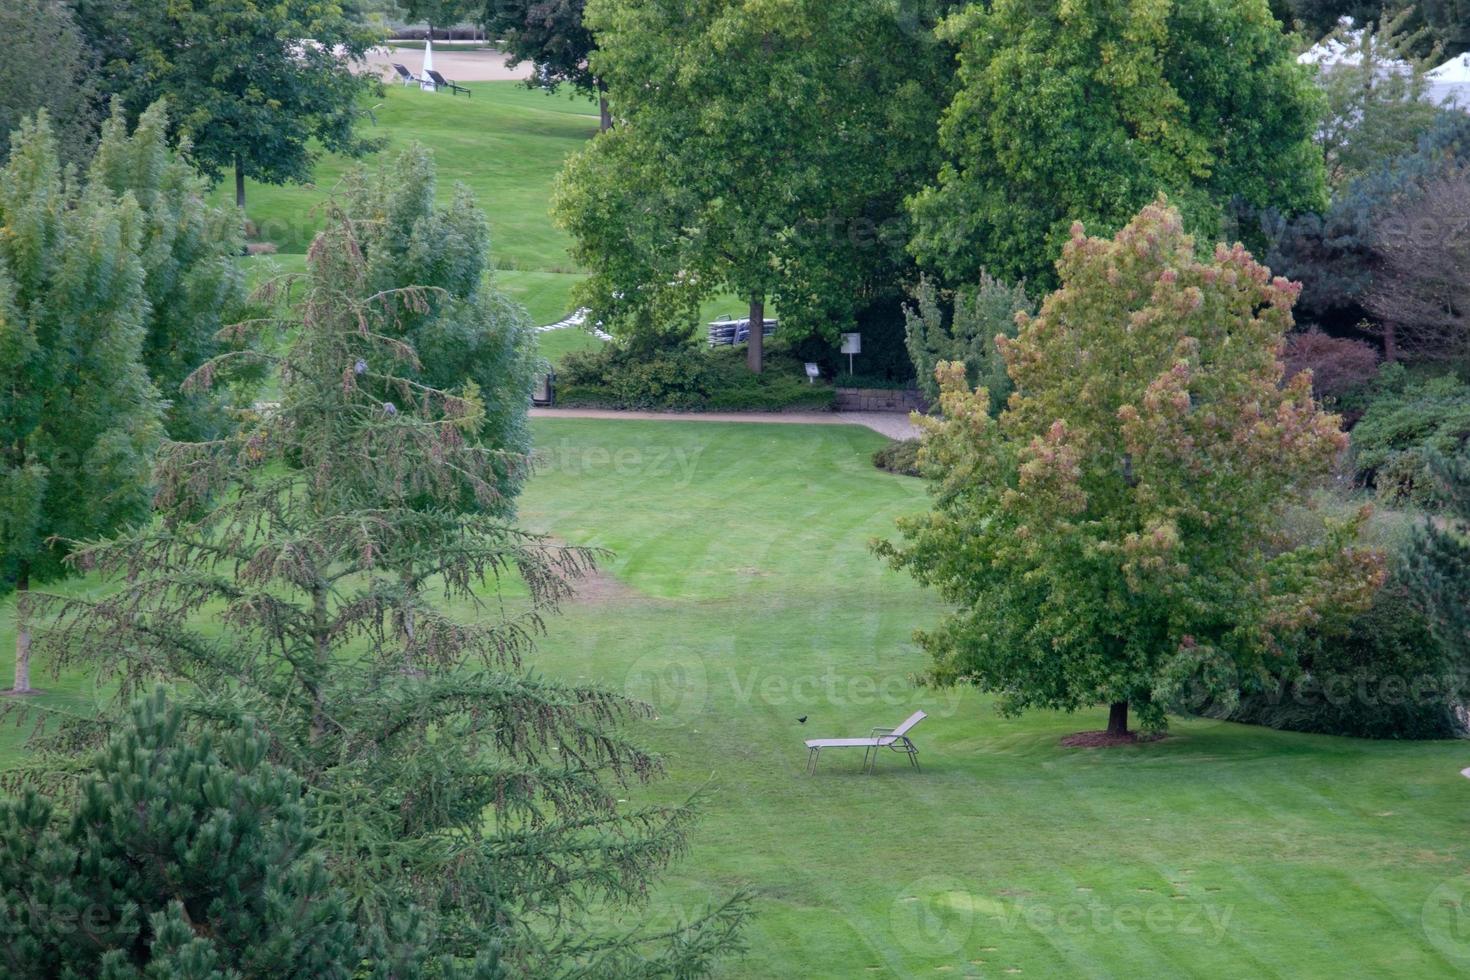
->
xmin=841 ymin=333 xmax=861 ymax=355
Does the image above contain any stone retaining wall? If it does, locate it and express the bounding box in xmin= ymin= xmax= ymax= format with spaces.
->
xmin=833 ymin=387 xmax=928 ymax=413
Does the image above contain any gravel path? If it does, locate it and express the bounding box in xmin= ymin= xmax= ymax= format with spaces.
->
xmin=365 ymin=46 xmax=533 ymax=83
xmin=529 ymin=407 xmax=922 ymax=441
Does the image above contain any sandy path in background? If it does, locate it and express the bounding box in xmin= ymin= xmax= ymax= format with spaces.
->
xmin=364 ymin=46 xmax=535 ymax=83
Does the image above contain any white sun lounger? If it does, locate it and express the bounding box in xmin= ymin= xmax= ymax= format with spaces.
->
xmin=805 ymin=710 xmax=926 ymax=774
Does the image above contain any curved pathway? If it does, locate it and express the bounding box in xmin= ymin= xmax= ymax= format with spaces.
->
xmin=529 ymin=407 xmax=921 ymax=441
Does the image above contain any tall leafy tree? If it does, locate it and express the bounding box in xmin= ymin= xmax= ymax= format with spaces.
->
xmin=909 ymin=0 xmax=1326 ymax=291
xmin=479 ymin=0 xmax=612 ymax=129
xmin=556 ymin=0 xmax=948 ymax=372
xmin=28 ymin=202 xmax=749 ymax=973
xmin=0 ymin=0 xmax=98 ymax=168
xmin=878 ymin=201 xmax=1383 ymax=736
xmin=342 ymin=143 xmax=538 ymax=511
xmin=0 ymin=689 xmax=368 ymax=978
xmin=89 ymin=100 xmax=249 ymax=440
xmin=0 ymin=113 xmax=163 ymax=695
xmin=73 ymin=0 xmax=383 ymax=208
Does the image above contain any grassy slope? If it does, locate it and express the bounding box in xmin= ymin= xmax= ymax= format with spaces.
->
xmin=226 ymin=82 xmax=604 ymax=354
xmin=2 ymin=419 xmax=1468 ymax=974
xmin=230 ymin=83 xmax=765 ymax=364
xmin=512 ymin=419 xmax=1470 ymax=978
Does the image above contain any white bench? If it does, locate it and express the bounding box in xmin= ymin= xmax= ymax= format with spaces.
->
xmin=805 ymin=710 xmax=926 ymax=774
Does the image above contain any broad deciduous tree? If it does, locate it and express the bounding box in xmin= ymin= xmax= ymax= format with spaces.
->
xmin=480 ymin=0 xmax=612 ymax=129
xmin=556 ymin=0 xmax=948 ymax=371
xmin=74 ymin=0 xmax=383 ymax=208
xmin=0 ymin=113 xmax=163 ymax=696
xmin=878 ymin=201 xmax=1383 ymax=735
xmin=910 ymin=0 xmax=1326 ymax=291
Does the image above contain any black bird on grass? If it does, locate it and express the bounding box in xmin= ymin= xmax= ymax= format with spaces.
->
xmin=797 ymin=716 xmax=807 ymax=724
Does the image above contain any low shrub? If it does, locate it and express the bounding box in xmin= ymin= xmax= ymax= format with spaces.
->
xmin=1351 ymin=364 xmax=1470 ymax=506
xmin=1212 ymin=580 xmax=1468 ymax=739
xmin=1283 ymin=330 xmax=1380 ymax=410
xmin=557 ymin=343 xmax=836 ymax=412
xmin=872 ymin=438 xmax=922 ymax=477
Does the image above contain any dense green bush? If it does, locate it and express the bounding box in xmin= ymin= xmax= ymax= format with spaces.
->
xmin=1351 ymin=364 xmax=1470 ymax=506
xmin=1212 ymin=578 xmax=1468 ymax=740
xmin=557 ymin=344 xmax=836 ymax=411
xmin=872 ymin=438 xmax=922 ymax=477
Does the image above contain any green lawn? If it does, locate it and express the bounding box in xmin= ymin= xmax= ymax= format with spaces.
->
xmin=4 ymin=420 xmax=1467 ymax=976
xmin=508 ymin=419 xmax=1470 ymax=978
xmin=227 ymin=83 xmax=764 ymax=358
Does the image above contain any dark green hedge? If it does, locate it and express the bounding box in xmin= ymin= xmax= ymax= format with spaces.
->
xmin=872 ymin=438 xmax=922 ymax=477
xmin=557 ymin=345 xmax=836 ymax=412
xmin=1205 ymin=581 xmax=1468 ymax=740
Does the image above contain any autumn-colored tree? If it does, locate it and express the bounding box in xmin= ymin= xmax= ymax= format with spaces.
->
xmin=878 ymin=200 xmax=1383 ymax=736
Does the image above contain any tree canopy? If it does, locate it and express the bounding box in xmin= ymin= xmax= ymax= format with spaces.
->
xmin=879 ymin=201 xmax=1383 ymax=734
xmin=74 ymin=0 xmax=383 ymax=207
xmin=342 ymin=143 xmax=539 ymax=510
xmin=909 ymin=0 xmax=1327 ymax=291
xmin=556 ymin=0 xmax=949 ymax=370
xmin=88 ymin=100 xmax=249 ymax=440
xmin=0 ymin=690 xmax=365 ymax=978
xmin=0 ymin=0 xmax=97 ymax=168
xmin=480 ymin=0 xmax=609 ymax=126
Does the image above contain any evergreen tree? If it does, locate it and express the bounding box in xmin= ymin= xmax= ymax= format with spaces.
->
xmin=343 ymin=144 xmax=538 ymax=511
xmin=0 ymin=0 xmax=98 ymax=169
xmin=1407 ymin=449 xmax=1470 ymax=668
xmin=88 ymin=100 xmax=249 ymax=440
xmin=903 ymin=272 xmax=1034 ymax=411
xmin=28 ymin=205 xmax=749 ymax=975
xmin=1310 ymin=10 xmax=1443 ymax=191
xmin=0 ymin=113 xmax=163 ymax=695
xmin=0 ymin=688 xmax=368 ymax=978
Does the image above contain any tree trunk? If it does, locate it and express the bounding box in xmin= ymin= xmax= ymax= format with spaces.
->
xmin=11 ymin=562 xmax=33 ymax=695
xmin=747 ymin=293 xmax=765 ymax=374
xmin=1107 ymin=701 xmax=1129 ymax=737
xmin=234 ymin=157 xmax=246 ymax=210
xmin=596 ymin=79 xmax=612 ymax=131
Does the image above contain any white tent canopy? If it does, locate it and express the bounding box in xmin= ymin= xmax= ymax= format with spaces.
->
xmin=1428 ymin=54 xmax=1470 ymax=109
xmin=1297 ymin=21 xmax=1413 ymax=76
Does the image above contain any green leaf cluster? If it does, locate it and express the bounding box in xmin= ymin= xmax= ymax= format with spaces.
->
xmin=909 ymin=0 xmax=1327 ymax=290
